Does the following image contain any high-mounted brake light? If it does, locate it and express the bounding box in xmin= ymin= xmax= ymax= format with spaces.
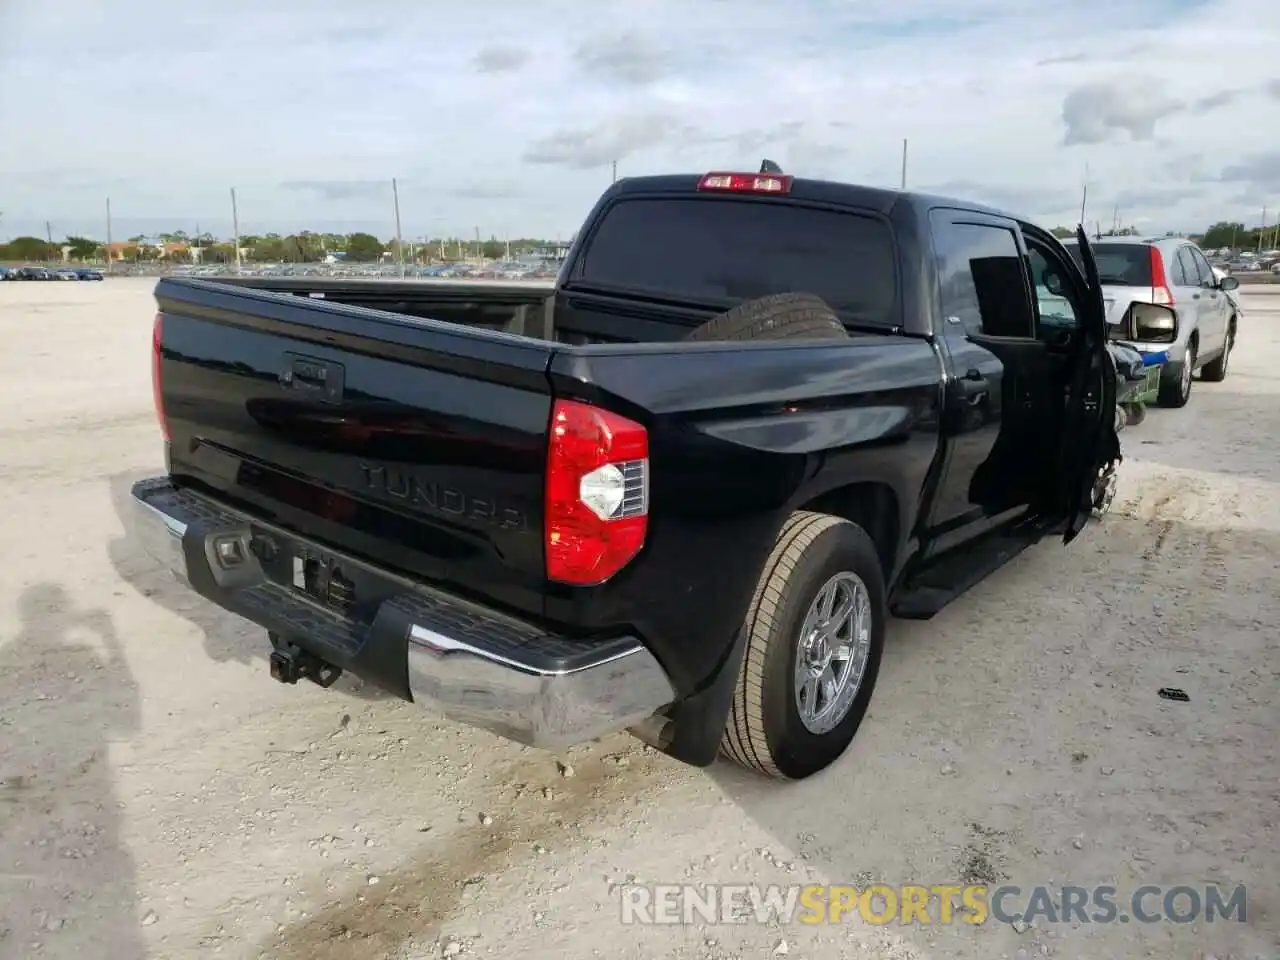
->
xmin=545 ymin=399 xmax=649 ymax=586
xmin=697 ymin=171 xmax=793 ymax=194
xmin=1150 ymin=247 xmax=1174 ymax=306
xmin=152 ymin=312 xmax=170 ymax=441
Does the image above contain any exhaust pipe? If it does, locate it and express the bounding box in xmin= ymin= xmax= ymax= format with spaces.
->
xmin=628 ymin=713 xmax=673 ymax=750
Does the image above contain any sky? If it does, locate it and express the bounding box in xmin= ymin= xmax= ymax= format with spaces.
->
xmin=1 ymin=0 xmax=1278 ymax=242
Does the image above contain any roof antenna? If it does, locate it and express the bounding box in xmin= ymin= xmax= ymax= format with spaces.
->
xmin=759 ymin=158 xmax=783 ymax=174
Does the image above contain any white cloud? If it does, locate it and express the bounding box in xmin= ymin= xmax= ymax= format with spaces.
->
xmin=1061 ymin=79 xmax=1184 ymax=146
xmin=1 ymin=0 xmax=1278 ymax=241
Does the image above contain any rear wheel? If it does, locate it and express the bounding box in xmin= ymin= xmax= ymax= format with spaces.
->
xmin=1200 ymin=320 xmax=1234 ymax=382
xmin=683 ymin=293 xmax=848 ymax=343
xmin=1158 ymin=341 xmax=1196 ymax=408
xmin=720 ymin=512 xmax=885 ymax=780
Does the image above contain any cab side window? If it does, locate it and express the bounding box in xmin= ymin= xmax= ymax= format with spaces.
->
xmin=933 ymin=219 xmax=1035 ymax=339
xmin=1024 ymin=248 xmax=1075 ymax=337
xmin=1023 ymin=236 xmax=1083 ymax=340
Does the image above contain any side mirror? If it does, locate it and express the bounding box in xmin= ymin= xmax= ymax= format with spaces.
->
xmin=1130 ymin=303 xmax=1177 ymax=344
xmin=1219 ymin=275 xmax=1239 ymax=291
xmin=1042 ymin=270 xmax=1065 ymax=296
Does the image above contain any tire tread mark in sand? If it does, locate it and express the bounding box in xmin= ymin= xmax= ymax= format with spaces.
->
xmin=1134 ymin=482 xmax=1236 ymax=594
xmin=263 ymin=746 xmax=672 ymax=960
xmin=1143 ymin=519 xmax=1174 ymax=561
xmin=1201 ymin=528 xmax=1232 ymax=594
xmin=1140 ymin=488 xmax=1180 ymax=561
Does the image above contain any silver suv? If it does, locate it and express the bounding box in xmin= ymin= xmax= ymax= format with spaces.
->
xmin=1062 ymin=237 xmax=1238 ymax=408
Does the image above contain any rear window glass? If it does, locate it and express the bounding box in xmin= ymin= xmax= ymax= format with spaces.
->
xmin=576 ymin=197 xmax=898 ymax=327
xmin=1063 ymin=243 xmax=1153 ymax=286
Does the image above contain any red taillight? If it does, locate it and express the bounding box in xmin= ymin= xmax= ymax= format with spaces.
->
xmin=545 ymin=398 xmax=649 ymax=586
xmin=697 ymin=171 xmax=793 ymax=195
xmin=1150 ymin=247 xmax=1174 ymax=305
xmin=152 ymin=312 xmax=170 ymax=441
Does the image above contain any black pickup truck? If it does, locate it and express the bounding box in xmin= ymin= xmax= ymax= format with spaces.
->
xmin=130 ymin=169 xmax=1118 ymax=781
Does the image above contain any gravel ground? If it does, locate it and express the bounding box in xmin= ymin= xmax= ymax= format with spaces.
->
xmin=1 ymin=278 xmax=1277 ymax=960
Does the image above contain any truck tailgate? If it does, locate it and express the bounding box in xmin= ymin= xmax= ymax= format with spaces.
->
xmin=154 ymin=278 xmax=555 ymax=617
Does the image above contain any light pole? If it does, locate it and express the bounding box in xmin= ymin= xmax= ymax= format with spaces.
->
xmin=392 ymin=178 xmax=405 ymax=278
xmin=230 ymin=187 xmax=242 ymax=273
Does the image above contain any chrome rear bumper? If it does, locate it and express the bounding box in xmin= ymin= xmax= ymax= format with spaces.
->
xmin=128 ymin=477 xmax=675 ymax=750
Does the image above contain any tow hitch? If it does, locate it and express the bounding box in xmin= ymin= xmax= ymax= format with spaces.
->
xmin=268 ymin=632 xmax=343 ymax=688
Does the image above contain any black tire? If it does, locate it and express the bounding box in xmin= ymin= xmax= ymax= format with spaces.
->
xmin=683 ymin=292 xmax=849 ymax=343
xmin=721 ymin=511 xmax=886 ymax=780
xmin=1200 ymin=319 xmax=1234 ymax=382
xmin=1157 ymin=341 xmax=1196 ymax=408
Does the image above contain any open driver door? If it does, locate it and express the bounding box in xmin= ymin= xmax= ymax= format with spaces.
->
xmin=891 ymin=222 xmax=1118 ymax=620
xmin=1055 ymin=226 xmax=1119 ymax=543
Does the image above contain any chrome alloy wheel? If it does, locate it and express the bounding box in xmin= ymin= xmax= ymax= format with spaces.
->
xmin=794 ymin=571 xmax=873 ymax=735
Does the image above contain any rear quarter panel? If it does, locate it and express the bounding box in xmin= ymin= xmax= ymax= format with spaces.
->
xmin=546 ymin=336 xmax=943 ymax=693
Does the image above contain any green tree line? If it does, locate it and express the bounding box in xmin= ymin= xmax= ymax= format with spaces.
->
xmin=0 ymin=230 xmax=563 ymax=264
xmin=8 ymin=221 xmax=1275 ymax=265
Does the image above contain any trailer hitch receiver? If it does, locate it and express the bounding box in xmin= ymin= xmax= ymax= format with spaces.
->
xmin=268 ymin=633 xmax=342 ymax=688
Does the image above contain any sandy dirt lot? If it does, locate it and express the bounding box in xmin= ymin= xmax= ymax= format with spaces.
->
xmin=1 ymin=277 xmax=1277 ymax=960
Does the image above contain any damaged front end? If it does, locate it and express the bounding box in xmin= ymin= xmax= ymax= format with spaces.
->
xmin=1091 ymin=301 xmax=1180 ymax=517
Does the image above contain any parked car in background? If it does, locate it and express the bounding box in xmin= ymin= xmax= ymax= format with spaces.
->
xmin=1063 ymin=237 xmax=1239 ymax=408
xmin=1211 ymin=264 xmax=1244 ymax=317
xmin=0 ymin=266 xmax=11 ymax=280
xmin=53 ymin=268 xmax=80 ymax=281
xmin=14 ymin=266 xmax=54 ymax=280
xmin=75 ymin=268 xmax=104 ymax=280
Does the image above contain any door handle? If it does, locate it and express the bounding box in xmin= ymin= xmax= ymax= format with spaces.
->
xmin=279 ymin=352 xmax=345 ymax=403
xmin=1191 ymin=293 xmax=1201 ymax=299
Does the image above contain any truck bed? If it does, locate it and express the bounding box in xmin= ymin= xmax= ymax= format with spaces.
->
xmin=206 ymin=276 xmax=734 ymax=345
xmin=214 ymin=276 xmax=559 ymax=339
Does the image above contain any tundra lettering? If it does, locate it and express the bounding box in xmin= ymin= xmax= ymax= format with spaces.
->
xmin=358 ymin=463 xmax=527 ymax=531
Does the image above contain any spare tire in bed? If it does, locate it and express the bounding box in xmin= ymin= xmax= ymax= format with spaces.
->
xmin=682 ymin=292 xmax=849 ymax=343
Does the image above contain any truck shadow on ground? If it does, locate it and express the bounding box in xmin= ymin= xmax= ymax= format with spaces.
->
xmin=105 ymin=469 xmax=388 ymax=701
xmin=0 ymin=583 xmax=146 ymax=959
xmin=704 ymin=508 xmax=1279 ymax=958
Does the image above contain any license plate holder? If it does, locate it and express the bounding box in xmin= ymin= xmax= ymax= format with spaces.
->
xmin=291 ymin=548 xmax=355 ymax=611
